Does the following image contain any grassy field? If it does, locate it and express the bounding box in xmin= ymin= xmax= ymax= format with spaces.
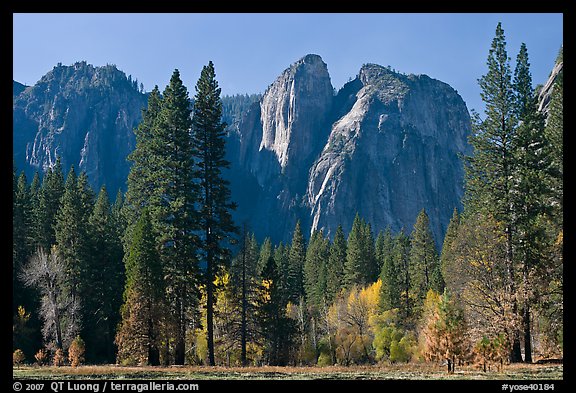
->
xmin=13 ymin=363 xmax=563 ymax=380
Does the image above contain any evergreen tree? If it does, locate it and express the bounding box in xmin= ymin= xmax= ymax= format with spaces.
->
xmin=375 ymin=228 xmax=393 ymax=273
xmin=326 ymin=225 xmax=346 ymax=303
xmin=191 ymin=62 xmax=237 ymax=366
xmin=287 ymin=221 xmax=306 ymax=304
xmin=304 ymin=230 xmax=329 ymax=311
xmin=465 ymin=22 xmax=522 ymax=362
xmin=379 ymin=232 xmax=400 ymax=312
xmin=409 ymin=209 xmax=444 ymax=304
xmin=55 ymin=166 xmax=90 ymax=328
xmin=440 ymin=208 xmax=461 ymax=293
xmin=273 ymin=242 xmax=290 ymax=304
xmin=344 ymin=214 xmax=378 ymax=287
xmin=362 ymin=222 xmax=378 ymax=283
xmin=344 ymin=214 xmax=364 ymax=288
xmin=36 ymin=157 xmax=65 ymax=250
xmin=123 ymin=71 xmax=199 ymax=365
xmin=116 ymin=211 xmax=164 ymax=365
xmin=257 ymin=237 xmax=273 ymax=278
xmin=393 ymin=229 xmax=412 ymax=323
xmin=123 ymin=86 xmax=163 ymax=237
xmin=76 ymin=171 xmax=95 ymax=222
xmin=258 ymin=255 xmax=297 ymax=366
xmin=512 ymin=43 xmax=553 ymax=364
xmin=85 ymin=186 xmax=125 ymax=363
xmin=111 ymin=189 xmax=126 ymax=239
xmin=229 ymin=228 xmax=260 ymax=366
xmin=13 ymin=170 xmax=33 ymax=312
xmin=156 ymin=70 xmax=200 ymax=365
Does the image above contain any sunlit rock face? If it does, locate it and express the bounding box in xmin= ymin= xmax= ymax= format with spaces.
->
xmin=305 ymin=63 xmax=471 ymax=245
xmin=230 ymin=57 xmax=471 ymax=245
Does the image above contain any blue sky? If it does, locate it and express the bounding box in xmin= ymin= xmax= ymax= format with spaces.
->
xmin=13 ymin=13 xmax=563 ymax=114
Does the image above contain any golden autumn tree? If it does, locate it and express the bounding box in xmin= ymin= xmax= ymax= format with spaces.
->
xmin=328 ymin=280 xmax=381 ymax=364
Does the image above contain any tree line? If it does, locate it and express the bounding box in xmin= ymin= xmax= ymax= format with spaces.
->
xmin=13 ymin=23 xmax=562 ymax=370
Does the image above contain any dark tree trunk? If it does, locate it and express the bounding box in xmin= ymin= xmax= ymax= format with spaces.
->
xmin=147 ymin=303 xmax=160 ymax=366
xmin=510 ymin=322 xmax=523 ymax=363
xmin=506 ymin=225 xmax=523 ymax=364
xmin=241 ymin=235 xmax=247 ymax=366
xmin=174 ymin=297 xmax=186 ymax=365
xmin=207 ymin=241 xmax=216 ymax=366
xmin=523 ymin=304 xmax=532 ymax=363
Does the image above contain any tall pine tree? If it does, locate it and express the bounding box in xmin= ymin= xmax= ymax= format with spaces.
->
xmin=393 ymin=229 xmax=412 ymax=323
xmin=465 ymin=22 xmax=522 ymax=362
xmin=191 ymin=61 xmax=237 ymax=366
xmin=157 ymin=70 xmax=200 ymax=365
xmin=13 ymin=170 xmax=33 ymax=313
xmin=512 ymin=43 xmax=552 ymax=363
xmin=55 ymin=166 xmax=90 ymax=320
xmin=123 ymin=71 xmax=199 ymax=365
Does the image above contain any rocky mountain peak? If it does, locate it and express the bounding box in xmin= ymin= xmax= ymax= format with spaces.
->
xmin=242 ymin=54 xmax=333 ymax=184
xmin=13 ymin=62 xmax=147 ymax=194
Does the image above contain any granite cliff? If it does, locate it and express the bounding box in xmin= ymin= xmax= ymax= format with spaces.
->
xmin=13 ymin=62 xmax=148 ymax=195
xmin=228 ymin=56 xmax=471 ymax=245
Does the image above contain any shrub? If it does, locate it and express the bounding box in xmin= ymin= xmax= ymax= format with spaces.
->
xmin=373 ymin=325 xmax=403 ymax=361
xmin=53 ymin=348 xmax=66 ymax=367
xmin=390 ymin=334 xmax=417 ymax=363
xmin=317 ymin=352 xmax=333 ymax=367
xmin=13 ymin=349 xmax=25 ymax=367
xmin=317 ymin=336 xmax=335 ymax=367
xmin=69 ymin=336 xmax=86 ymax=367
xmin=34 ymin=348 xmax=48 ymax=366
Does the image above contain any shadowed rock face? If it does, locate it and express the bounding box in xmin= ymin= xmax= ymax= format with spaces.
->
xmin=13 ymin=62 xmax=147 ymax=194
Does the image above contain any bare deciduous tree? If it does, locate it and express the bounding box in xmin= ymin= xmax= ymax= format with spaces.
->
xmin=19 ymin=247 xmax=81 ymax=352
